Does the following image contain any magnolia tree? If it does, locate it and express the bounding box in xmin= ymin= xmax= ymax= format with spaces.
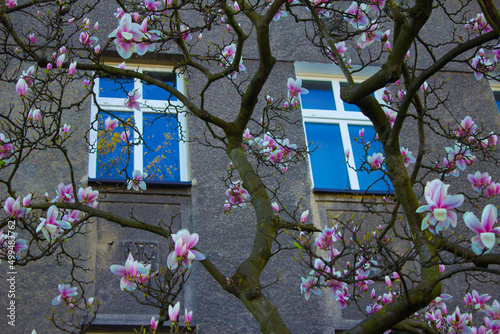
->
xmin=2 ymin=0 xmax=500 ymax=333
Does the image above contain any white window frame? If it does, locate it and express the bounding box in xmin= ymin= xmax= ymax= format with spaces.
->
xmin=296 ymin=62 xmax=383 ymax=192
xmin=88 ymin=63 xmax=189 ymax=182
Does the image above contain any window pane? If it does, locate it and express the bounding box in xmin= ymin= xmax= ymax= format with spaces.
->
xmin=348 ymin=125 xmax=391 ymax=192
xmin=142 ymin=71 xmax=177 ymax=101
xmin=143 ymin=113 xmax=180 ymax=181
xmin=305 ymin=122 xmax=350 ymax=190
xmin=98 ymin=77 xmax=134 ymax=99
xmin=96 ymin=112 xmax=134 ymax=179
xmin=494 ymin=91 xmax=500 ymax=113
xmin=301 ymin=80 xmax=336 ymax=110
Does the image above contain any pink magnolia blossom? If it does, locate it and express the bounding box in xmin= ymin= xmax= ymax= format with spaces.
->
xmin=108 ymin=13 xmax=144 ymax=59
xmin=4 ymin=197 xmax=26 ymax=218
xmin=446 ymin=306 xmax=472 ymax=333
xmin=271 ymin=202 xmax=279 ymax=213
xmin=120 ymin=130 xmax=130 ymax=143
xmin=221 ymin=43 xmax=236 ymax=64
xmin=52 ymin=284 xmax=78 ymax=306
xmin=400 ymin=147 xmax=416 ymax=167
xmin=445 ymin=144 xmax=476 ymax=171
xmin=484 ymin=300 xmax=500 ymax=319
xmin=16 ymin=78 xmax=28 ymax=96
xmin=467 ymin=171 xmax=491 ymax=192
xmin=57 ymin=123 xmax=71 ymax=140
xmin=368 ymin=152 xmax=384 ymax=169
xmin=336 ymin=289 xmax=350 ymax=308
xmin=36 ymin=205 xmax=72 ymax=242
xmin=454 ymin=116 xmax=478 ymax=137
xmin=385 ymin=109 xmax=397 ymax=127
xmin=0 ymin=230 xmax=28 ymax=259
xmin=367 ymin=0 xmax=386 ymax=14
xmin=55 ymin=182 xmax=74 ymax=203
xmin=486 ymin=183 xmax=500 ymax=198
xmin=68 ymin=61 xmax=77 ymax=76
xmin=417 ymin=179 xmax=464 ymax=233
xmin=56 ymin=54 xmax=65 ymax=68
xmin=169 ymin=302 xmax=180 ymax=323
xmin=150 ymin=316 xmax=158 ymax=332
xmin=104 ymin=116 xmax=119 ymax=131
xmin=300 ymin=210 xmax=309 ymax=223
xmin=464 ymin=204 xmax=500 ymax=255
xmin=0 ymin=133 xmax=14 ymax=159
xmin=300 ymin=271 xmax=321 ymax=300
xmin=114 ymin=7 xmax=125 ymax=19
xmin=27 ymin=108 xmax=41 ymax=121
xmin=185 ymin=308 xmax=193 ymax=325
xmin=344 ymin=2 xmax=369 ymax=27
xmin=127 ymin=170 xmax=147 ymax=191
xmin=273 ymin=7 xmax=288 ymax=21
xmin=225 ymin=180 xmax=249 ymax=209
xmin=110 ymin=253 xmax=151 ymax=291
xmin=287 ymin=78 xmax=309 ymax=101
xmin=77 ymin=186 xmax=99 ymax=206
xmin=464 ymin=290 xmax=491 ymax=310
xmin=124 ymin=89 xmax=141 ymax=110
xmin=315 ymin=226 xmax=341 ymax=250
xmin=5 ymin=0 xmax=17 ymax=8
xmin=144 ymin=0 xmax=161 ymax=11
xmin=29 ymin=33 xmax=35 ymax=44
xmin=167 ymin=229 xmax=205 ymax=269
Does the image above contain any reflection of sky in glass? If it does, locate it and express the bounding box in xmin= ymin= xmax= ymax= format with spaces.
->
xmin=96 ymin=112 xmax=134 ymax=179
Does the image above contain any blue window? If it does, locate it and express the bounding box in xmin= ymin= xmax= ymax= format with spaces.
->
xmin=301 ymin=78 xmax=391 ymax=193
xmin=89 ymin=67 xmax=188 ymax=183
xmin=494 ymin=91 xmax=500 ymax=113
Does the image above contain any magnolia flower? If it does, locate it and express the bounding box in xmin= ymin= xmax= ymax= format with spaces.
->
xmin=16 ymin=78 xmax=28 ymax=96
xmin=124 ymin=89 xmax=141 ymax=110
xmin=287 ymin=78 xmax=309 ymax=101
xmin=150 ymin=316 xmax=158 ymax=332
xmin=104 ymin=116 xmax=119 ymax=131
xmin=368 ymin=152 xmax=384 ymax=169
xmin=169 ymin=302 xmax=180 ymax=323
xmin=417 ymin=179 xmax=464 ymax=233
xmin=167 ymin=229 xmax=205 ymax=269
xmin=77 ymin=186 xmax=99 ymax=206
xmin=185 ymin=308 xmax=193 ymax=325
xmin=4 ymin=197 xmax=25 ymax=218
xmin=27 ymin=108 xmax=41 ymax=121
xmin=271 ymin=202 xmax=279 ymax=213
xmin=120 ymin=130 xmax=130 ymax=143
xmin=344 ymin=2 xmax=369 ymax=27
xmin=300 ymin=271 xmax=321 ymax=300
xmin=400 ymin=147 xmax=416 ymax=167
xmin=56 ymin=54 xmax=65 ymax=68
xmin=52 ymin=284 xmax=78 ymax=306
xmin=110 ymin=253 xmax=151 ymax=291
xmin=127 ymin=170 xmax=147 ymax=191
xmin=36 ymin=205 xmax=72 ymax=242
xmin=108 ymin=13 xmax=144 ymax=59
xmin=486 ymin=183 xmax=500 ymax=198
xmin=467 ymin=171 xmax=491 ymax=192
xmin=300 ymin=210 xmax=309 ymax=223
xmin=5 ymin=0 xmax=17 ymax=8
xmin=68 ymin=61 xmax=77 ymax=76
xmin=464 ymin=204 xmax=500 ymax=255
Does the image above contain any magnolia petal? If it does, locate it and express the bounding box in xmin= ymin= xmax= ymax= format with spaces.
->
xmin=464 ymin=212 xmax=484 ymax=234
xmin=110 ymin=264 xmax=127 ymax=276
xmin=480 ymin=232 xmax=496 ymax=249
xmin=482 ymin=204 xmax=498 ymax=231
xmin=442 ymin=194 xmax=464 ymax=209
xmin=433 ymin=208 xmax=448 ymax=222
xmin=421 ymin=214 xmax=430 ymax=230
xmin=191 ymin=250 xmax=205 ymax=261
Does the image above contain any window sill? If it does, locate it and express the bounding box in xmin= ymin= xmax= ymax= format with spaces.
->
xmin=88 ymin=178 xmax=192 ymax=192
xmin=313 ymin=187 xmax=393 ymax=196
